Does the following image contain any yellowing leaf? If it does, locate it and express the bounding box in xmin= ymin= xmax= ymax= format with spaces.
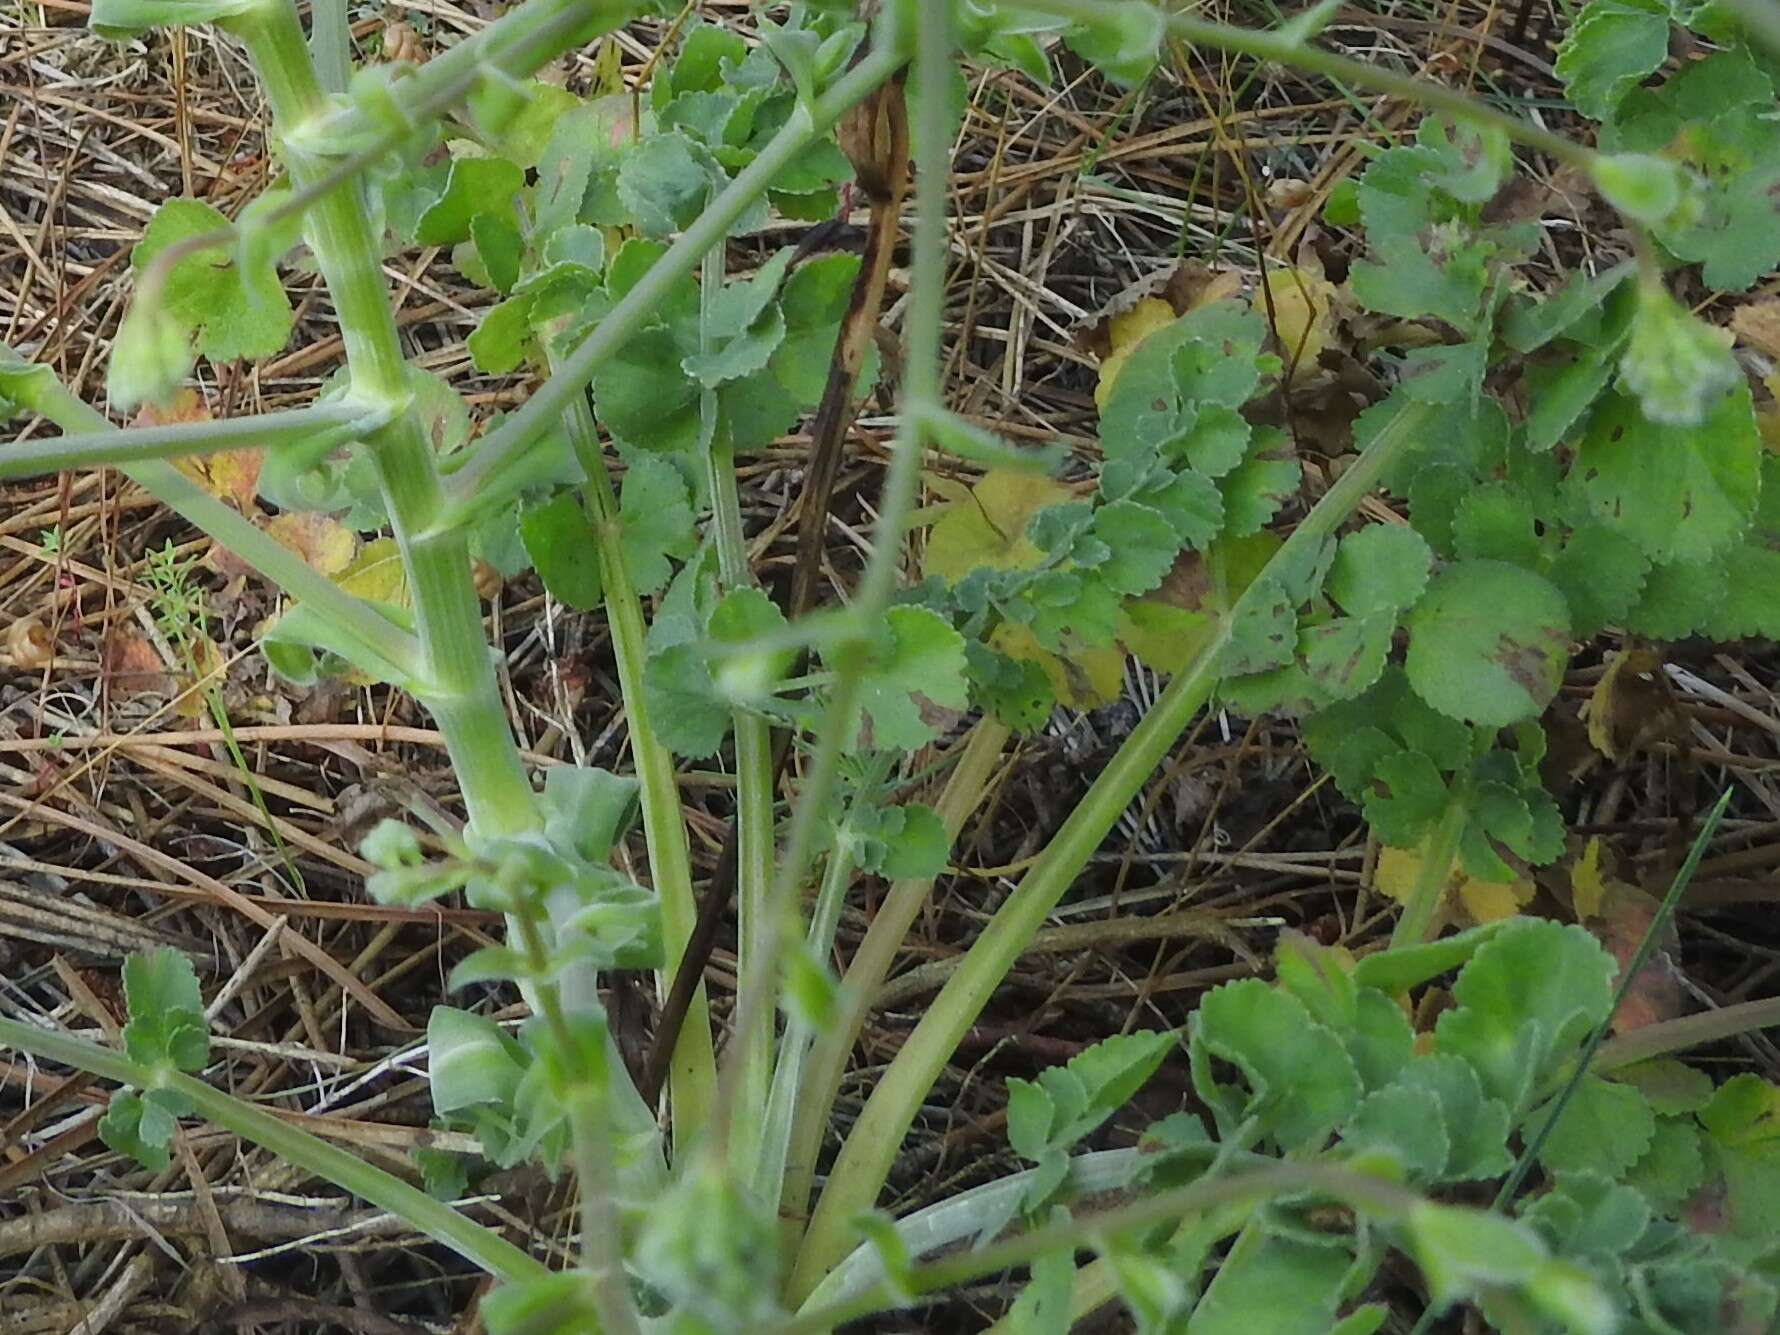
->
xmin=335 ymin=537 xmax=410 ymax=608
xmin=1582 ymin=647 xmax=1679 ymax=763
xmin=1258 ymin=262 xmax=1338 ymax=383
xmin=1571 ymin=836 xmax=1610 ymax=920
xmin=1376 ymin=841 xmax=1532 ymax=927
xmin=924 ymin=470 xmax=1072 ymax=584
xmin=1118 ymin=599 xmax=1213 ymax=675
xmin=141 ymin=391 xmax=262 ymax=511
xmin=990 ymin=620 xmax=1123 ymax=710
xmin=264 ymin=512 xmax=358 ymax=576
xmin=1457 ymin=875 xmax=1535 ymax=924
xmin=1731 ymin=298 xmax=1780 ymax=360
xmin=1094 ymin=296 xmax=1178 ymax=408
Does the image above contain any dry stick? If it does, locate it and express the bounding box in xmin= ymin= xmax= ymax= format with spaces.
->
xmin=636 ymin=74 xmax=911 ymax=1111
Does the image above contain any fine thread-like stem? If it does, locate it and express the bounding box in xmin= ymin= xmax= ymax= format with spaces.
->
xmin=0 ymin=1015 xmax=543 ymax=1283
xmin=780 ymin=716 xmax=1010 ymax=1230
xmin=562 ymin=386 xmax=717 ymax=1149
xmin=440 ymin=45 xmax=907 ymax=527
xmin=789 ymin=401 xmax=1434 ymax=1298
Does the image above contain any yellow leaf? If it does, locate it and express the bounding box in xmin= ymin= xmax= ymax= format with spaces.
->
xmin=1118 ymin=599 xmax=1213 ymax=676
xmin=1571 ymin=836 xmax=1609 ymax=921
xmin=140 ymin=390 xmax=263 ymax=512
xmin=1093 ymin=296 xmax=1179 ymax=409
xmin=1582 ymin=647 xmax=1679 ymax=763
xmin=1457 ymin=875 xmax=1535 ymax=925
xmin=990 ymin=620 xmax=1123 ymax=710
xmin=1375 ymin=841 xmax=1531 ymax=927
xmin=335 ymin=537 xmax=410 ymax=608
xmin=264 ymin=512 xmax=358 ymax=577
xmin=923 ymin=470 xmax=1072 ymax=584
xmin=1257 ymin=263 xmax=1338 ymax=383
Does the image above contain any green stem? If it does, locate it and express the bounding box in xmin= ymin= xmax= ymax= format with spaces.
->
xmin=1022 ymin=0 xmax=1595 ymax=171
xmin=754 ymin=830 xmax=857 ymax=1201
xmin=1 ymin=358 xmax=420 ymax=677
xmin=695 ymin=235 xmax=778 ymax=1162
xmin=439 ymin=45 xmax=907 ymax=530
xmin=309 ymin=0 xmax=350 ymax=93
xmin=788 ymin=402 xmax=1434 ymax=1299
xmin=0 ymin=1016 xmax=543 ymax=1283
xmin=778 ymin=1162 xmax=1421 ymax=1334
xmin=234 ymin=0 xmax=536 ymax=840
xmin=781 ymin=717 xmax=1009 ymax=1231
xmin=0 ymin=401 xmax=361 ymax=477
xmin=1389 ymin=792 xmax=1468 ymax=950
xmin=510 ymin=905 xmax=643 ymax=1335
xmin=563 ymin=387 xmax=717 ymax=1150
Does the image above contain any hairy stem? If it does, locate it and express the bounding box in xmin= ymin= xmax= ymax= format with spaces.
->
xmin=790 ymin=401 xmax=1434 ymax=1298
xmin=0 ymin=401 xmax=362 ymax=477
xmin=1389 ymin=791 xmax=1468 ymax=950
xmin=234 ymin=0 xmax=536 ymax=839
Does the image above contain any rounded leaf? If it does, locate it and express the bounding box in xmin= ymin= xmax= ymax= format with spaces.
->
xmin=1405 ymin=561 xmax=1571 ymax=726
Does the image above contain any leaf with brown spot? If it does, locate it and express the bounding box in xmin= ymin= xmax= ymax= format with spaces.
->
xmin=140 ymin=390 xmax=262 ymax=512
xmin=1581 ymin=647 xmax=1682 ymax=763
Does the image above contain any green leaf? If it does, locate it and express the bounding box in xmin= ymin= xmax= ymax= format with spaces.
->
xmin=1344 ymin=1084 xmax=1451 ymax=1181
xmin=1405 ymin=1205 xmax=1555 ymax=1313
xmin=618 ymin=131 xmax=716 ymax=236
xmin=1391 ymin=1054 xmax=1514 ymax=1181
xmin=1433 ymin=919 xmax=1616 ymax=1115
xmin=1007 ymin=1244 xmax=1074 ymax=1335
xmin=1327 ymin=524 xmax=1432 ymax=617
xmin=1622 ymin=1115 xmax=1706 ymax=1211
xmin=413 ymin=156 xmax=525 ymax=247
xmin=520 ymin=493 xmax=603 ymax=612
xmin=1090 ymin=499 xmax=1181 ymax=596
xmin=618 ymin=455 xmax=696 ymax=595
xmin=1554 ymin=0 xmax=1671 ymax=120
xmin=1591 ymin=152 xmax=1684 ymax=223
xmin=88 ymin=0 xmax=260 ymax=38
xmin=108 ymin=299 xmax=194 ymax=410
xmin=1618 ymin=280 xmax=1742 ymax=426
xmin=99 ymin=1090 xmax=176 ymax=1171
xmin=482 ymin=1273 xmax=600 ymax=1335
xmin=124 ymin=198 xmax=293 ymax=387
xmin=1189 ymin=978 xmax=1361 ymax=1150
xmin=850 ymin=606 xmax=970 ymax=753
xmin=644 ymin=642 xmax=732 ymax=759
xmin=470 ymin=212 xmax=523 ymax=294
xmin=121 ymin=948 xmax=208 ymax=1072
xmin=1531 ymin=1075 xmax=1657 ymax=1179
xmin=1063 ymin=5 xmax=1163 ymax=86
xmin=1501 ymin=263 xmax=1634 ymax=354
xmin=1567 ymin=384 xmax=1760 ymax=563
xmin=1520 ymin=1172 xmax=1650 ymax=1264
xmin=1404 ymin=560 xmax=1571 ymax=727
xmin=1217 ymin=446 xmax=1301 ymax=538
xmin=539 ymin=766 xmax=638 ymax=865
xmin=1218 ymin=576 xmax=1297 ymax=677
xmin=1546 ymin=523 xmax=1648 ymax=638
xmin=428 ymin=1006 xmax=525 ymax=1115
xmin=1191 ymin=1236 xmax=1354 ymax=1335
xmin=855 ymin=802 xmax=949 ymax=879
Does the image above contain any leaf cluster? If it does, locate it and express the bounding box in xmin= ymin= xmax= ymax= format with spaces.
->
xmin=995 ymin=921 xmax=1780 ymax=1332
